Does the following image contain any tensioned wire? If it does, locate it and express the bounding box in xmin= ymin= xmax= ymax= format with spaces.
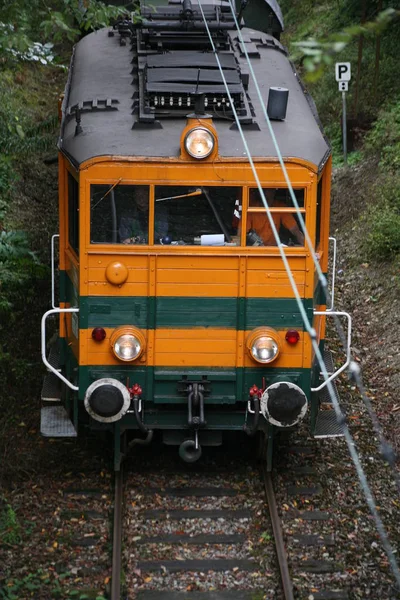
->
xmin=194 ymin=0 xmax=400 ymax=587
xmin=225 ymin=0 xmax=400 ymax=499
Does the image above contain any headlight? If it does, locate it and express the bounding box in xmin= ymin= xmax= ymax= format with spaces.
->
xmin=110 ymin=327 xmax=145 ymax=362
xmin=184 ymin=127 xmax=215 ymax=159
xmin=247 ymin=328 xmax=281 ymax=364
xmin=114 ymin=334 xmax=141 ymax=360
xmin=251 ymin=337 xmax=279 ymax=363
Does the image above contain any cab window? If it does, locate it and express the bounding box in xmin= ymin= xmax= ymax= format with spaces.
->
xmin=245 ymin=188 xmax=305 ymax=247
xmin=90 ymin=185 xmax=150 ymax=244
xmin=154 ymin=186 xmax=240 ymax=246
xmin=68 ymin=172 xmax=79 ymax=255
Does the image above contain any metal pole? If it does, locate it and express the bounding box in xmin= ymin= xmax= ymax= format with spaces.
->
xmin=342 ymin=91 xmax=347 ymax=165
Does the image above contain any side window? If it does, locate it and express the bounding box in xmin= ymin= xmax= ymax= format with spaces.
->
xmin=154 ymin=186 xmax=241 ymax=245
xmin=68 ymin=172 xmax=79 ymax=255
xmin=246 ymin=188 xmax=305 ymax=247
xmin=90 ymin=185 xmax=149 ymax=244
xmin=316 ymin=178 xmax=323 ymax=248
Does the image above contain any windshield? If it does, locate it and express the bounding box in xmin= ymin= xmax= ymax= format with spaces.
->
xmin=154 ymin=186 xmax=239 ymax=245
xmin=90 ymin=184 xmax=305 ymax=247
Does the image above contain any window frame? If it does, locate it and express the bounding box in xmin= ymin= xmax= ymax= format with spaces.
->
xmin=86 ymin=178 xmax=310 ymax=251
xmin=67 ymin=170 xmax=79 ymax=257
xmin=241 ymin=186 xmax=307 ymax=248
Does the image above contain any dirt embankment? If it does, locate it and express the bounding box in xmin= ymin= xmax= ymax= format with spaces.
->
xmin=331 ymin=158 xmax=400 ymax=455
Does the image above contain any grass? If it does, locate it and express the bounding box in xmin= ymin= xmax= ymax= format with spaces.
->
xmin=0 ymin=499 xmax=20 ymax=546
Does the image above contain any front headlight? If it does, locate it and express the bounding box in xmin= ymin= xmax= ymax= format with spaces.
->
xmin=184 ymin=127 xmax=215 ymax=159
xmin=247 ymin=328 xmax=281 ymax=364
xmin=110 ymin=327 xmax=145 ymax=362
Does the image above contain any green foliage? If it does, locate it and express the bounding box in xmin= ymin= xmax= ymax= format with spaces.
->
xmin=0 ymin=1 xmax=40 ymax=59
xmin=0 ymin=0 xmax=57 ymax=65
xmin=363 ymin=175 xmax=400 ymax=260
xmin=1 ymin=0 xmax=133 ymax=63
xmin=0 ymin=499 xmax=20 ymax=545
xmin=0 ymin=568 xmax=105 ymax=599
xmin=0 ymin=230 xmax=36 ymax=262
xmin=292 ymin=9 xmax=398 ymax=81
xmin=41 ymin=0 xmax=130 ymax=44
xmin=281 ymin=1 xmax=400 ymax=125
xmin=365 ymin=101 xmax=400 ymax=172
xmin=0 ymin=76 xmax=58 ymax=205
xmin=0 ymin=158 xmax=14 ymax=222
xmin=0 ymin=230 xmax=41 ymax=313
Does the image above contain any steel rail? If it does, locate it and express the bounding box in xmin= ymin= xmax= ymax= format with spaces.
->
xmin=262 ymin=466 xmax=294 ymax=600
xmin=111 ymin=467 xmax=123 ymax=600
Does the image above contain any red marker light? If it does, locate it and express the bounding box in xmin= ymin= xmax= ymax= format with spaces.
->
xmin=92 ymin=327 xmax=106 ymax=342
xmin=285 ymin=330 xmax=300 ymax=345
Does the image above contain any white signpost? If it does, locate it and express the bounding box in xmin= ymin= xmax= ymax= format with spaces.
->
xmin=335 ymin=62 xmax=351 ymax=164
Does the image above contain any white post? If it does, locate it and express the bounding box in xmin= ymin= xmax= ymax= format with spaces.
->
xmin=342 ymin=91 xmax=347 ymax=165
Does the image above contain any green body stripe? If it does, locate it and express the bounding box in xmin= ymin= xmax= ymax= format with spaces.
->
xmin=79 ymin=296 xmax=314 ymax=330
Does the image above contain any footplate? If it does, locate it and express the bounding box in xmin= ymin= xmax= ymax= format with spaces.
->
xmin=314 ymin=409 xmax=344 ymax=438
xmin=41 ymin=372 xmax=61 ymax=402
xmin=314 ymin=349 xmax=344 ymax=438
xmin=40 ymin=406 xmax=77 ymax=437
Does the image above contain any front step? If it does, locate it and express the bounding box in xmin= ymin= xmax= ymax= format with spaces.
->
xmin=47 ymin=338 xmax=61 ymax=371
xmin=41 ymin=372 xmax=62 ymax=402
xmin=314 ymin=410 xmax=344 ymax=438
xmin=322 ymin=347 xmax=334 ymax=375
xmin=314 ymin=349 xmax=344 ymax=438
xmin=42 ymin=337 xmax=62 ymax=402
xmin=40 ymin=406 xmax=77 ymax=438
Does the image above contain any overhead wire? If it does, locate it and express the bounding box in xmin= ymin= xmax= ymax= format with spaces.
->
xmin=194 ymin=0 xmax=400 ymax=587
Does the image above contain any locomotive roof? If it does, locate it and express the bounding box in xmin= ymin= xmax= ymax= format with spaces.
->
xmin=60 ymin=10 xmax=330 ymax=172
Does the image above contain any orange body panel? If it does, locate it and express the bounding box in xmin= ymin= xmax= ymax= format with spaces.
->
xmin=81 ymin=253 xmax=312 ymax=298
xmin=81 ymin=327 xmax=311 ymax=368
xmin=58 ymin=157 xmax=329 ymax=365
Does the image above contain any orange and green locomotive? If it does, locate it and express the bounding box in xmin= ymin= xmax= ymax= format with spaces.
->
xmin=41 ymin=0 xmax=350 ymax=469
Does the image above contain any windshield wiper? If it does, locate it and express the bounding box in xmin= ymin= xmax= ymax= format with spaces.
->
xmin=201 ymin=187 xmax=231 ymax=243
xmin=156 ymin=188 xmax=202 ymax=202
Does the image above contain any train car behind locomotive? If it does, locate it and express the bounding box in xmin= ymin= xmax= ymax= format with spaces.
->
xmin=40 ymin=0 xmax=351 ymax=469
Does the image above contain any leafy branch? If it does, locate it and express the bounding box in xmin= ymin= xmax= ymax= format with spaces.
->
xmin=292 ymin=8 xmax=399 ymax=81
xmin=40 ymin=0 xmax=132 ymax=43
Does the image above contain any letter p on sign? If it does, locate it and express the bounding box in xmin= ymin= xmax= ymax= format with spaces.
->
xmin=335 ymin=62 xmax=351 ymax=82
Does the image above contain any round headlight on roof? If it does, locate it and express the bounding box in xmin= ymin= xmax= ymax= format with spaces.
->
xmin=110 ymin=327 xmax=146 ymax=362
xmin=246 ymin=327 xmax=281 ymax=364
xmin=184 ymin=127 xmax=215 ymax=159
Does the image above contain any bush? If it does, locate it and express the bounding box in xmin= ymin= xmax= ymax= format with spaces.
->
xmin=365 ymin=101 xmax=400 ymax=172
xmin=0 ymin=498 xmax=20 ymax=545
xmin=364 ymin=175 xmax=400 ymax=259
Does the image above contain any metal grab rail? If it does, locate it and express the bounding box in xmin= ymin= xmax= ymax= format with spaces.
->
xmin=327 ymin=236 xmax=337 ymax=311
xmin=51 ymin=234 xmax=60 ymax=309
xmin=311 ymin=310 xmax=352 ymax=392
xmin=41 ymin=307 xmax=79 ymax=391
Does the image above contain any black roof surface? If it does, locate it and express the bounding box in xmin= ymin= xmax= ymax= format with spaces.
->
xmin=60 ymin=18 xmax=330 ymax=172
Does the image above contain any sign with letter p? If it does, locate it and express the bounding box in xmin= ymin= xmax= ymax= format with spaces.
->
xmin=335 ymin=62 xmax=351 ymax=82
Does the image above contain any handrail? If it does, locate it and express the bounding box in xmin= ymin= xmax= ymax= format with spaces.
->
xmin=51 ymin=234 xmax=60 ymax=309
xmin=327 ymin=236 xmax=337 ymax=311
xmin=41 ymin=307 xmax=79 ymax=391
xmin=311 ymin=310 xmax=352 ymax=392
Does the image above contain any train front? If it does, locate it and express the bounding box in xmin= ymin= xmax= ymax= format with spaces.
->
xmin=41 ymin=1 xmax=333 ymax=469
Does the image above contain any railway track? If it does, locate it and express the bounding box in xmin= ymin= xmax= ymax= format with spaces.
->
xmin=109 ymin=441 xmax=353 ymax=600
xmin=108 ymin=448 xmax=289 ymax=599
